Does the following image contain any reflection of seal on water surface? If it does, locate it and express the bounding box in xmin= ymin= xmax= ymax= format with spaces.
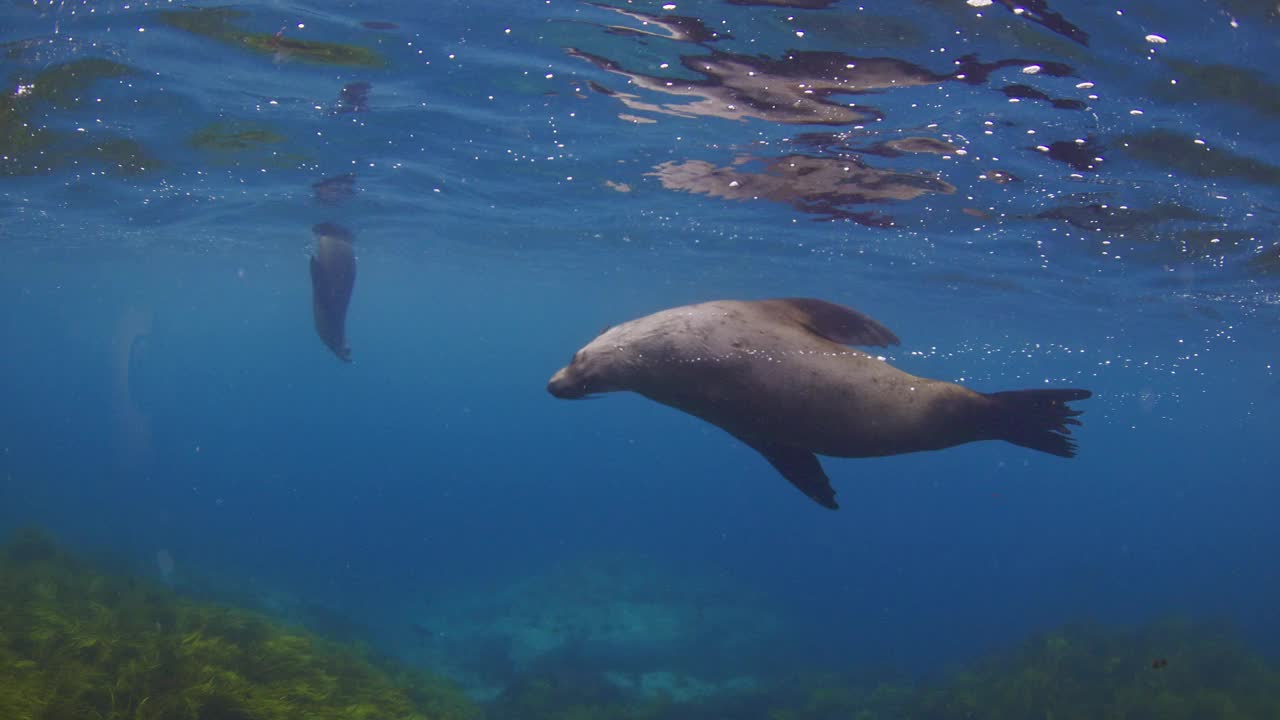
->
xmin=548 ymin=298 xmax=1091 ymax=510
xmin=309 ymin=222 xmax=356 ymax=362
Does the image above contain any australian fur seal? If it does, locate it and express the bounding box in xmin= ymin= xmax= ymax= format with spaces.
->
xmin=547 ymin=298 xmax=1091 ymax=510
xmin=309 ymin=222 xmax=356 ymax=362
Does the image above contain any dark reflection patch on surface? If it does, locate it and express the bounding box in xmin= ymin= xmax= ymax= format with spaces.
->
xmin=1038 ymin=137 xmax=1104 ymax=172
xmin=335 ymin=81 xmax=372 ymax=114
xmin=649 ymin=154 xmax=954 ymax=225
xmin=1000 ymin=84 xmax=1087 ymax=110
xmin=1033 ymin=204 xmax=1265 ymax=270
xmin=1158 ymin=59 xmax=1280 ymax=117
xmin=788 ymin=131 xmax=958 ymax=157
xmin=980 ymin=169 xmax=1020 ymax=184
xmin=589 ymin=4 xmax=728 ymax=43
xmin=726 ymin=0 xmax=840 ymax=7
xmin=1121 ymin=130 xmax=1280 ymax=186
xmin=2 ymin=36 xmax=51 ymax=60
xmin=993 ymin=0 xmax=1090 ymax=46
xmin=313 ymin=173 xmax=358 ymax=205
xmin=571 ymin=47 xmax=1073 ymax=125
xmin=0 ymin=96 xmax=57 ymax=175
xmin=1248 ymin=245 xmax=1280 ymax=275
xmin=360 ymin=21 xmax=399 ymax=31
xmin=1035 ymin=203 xmax=1218 ymax=233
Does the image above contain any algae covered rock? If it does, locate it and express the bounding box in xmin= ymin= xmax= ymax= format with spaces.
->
xmin=0 ymin=528 xmax=478 ymax=720
xmin=915 ymin=620 xmax=1280 ymax=720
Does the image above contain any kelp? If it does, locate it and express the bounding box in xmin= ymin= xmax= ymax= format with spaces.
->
xmin=157 ymin=7 xmax=384 ymax=68
xmin=0 ymin=528 xmax=477 ymax=720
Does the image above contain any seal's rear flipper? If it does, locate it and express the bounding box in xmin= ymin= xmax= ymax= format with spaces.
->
xmin=984 ymin=388 xmax=1092 ymax=458
xmin=739 ymin=437 xmax=839 ymax=510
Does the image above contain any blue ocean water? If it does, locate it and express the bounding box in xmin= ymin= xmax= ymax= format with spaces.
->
xmin=2 ymin=0 xmax=1278 ymax=709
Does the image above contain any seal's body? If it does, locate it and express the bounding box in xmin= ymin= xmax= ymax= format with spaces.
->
xmin=548 ymin=298 xmax=1090 ymax=509
xmin=309 ymin=222 xmax=356 ymax=362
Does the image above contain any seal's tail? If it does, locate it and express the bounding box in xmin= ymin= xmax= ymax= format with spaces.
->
xmin=983 ymin=388 xmax=1092 ymax=458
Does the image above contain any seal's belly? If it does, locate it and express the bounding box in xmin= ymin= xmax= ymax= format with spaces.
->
xmin=643 ymin=346 xmax=959 ymax=458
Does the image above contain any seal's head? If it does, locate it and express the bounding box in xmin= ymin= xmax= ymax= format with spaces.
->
xmin=547 ymin=326 xmax=632 ymax=399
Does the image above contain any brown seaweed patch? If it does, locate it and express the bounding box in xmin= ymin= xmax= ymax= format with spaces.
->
xmin=189 ymin=121 xmax=286 ymax=151
xmin=1120 ymin=130 xmax=1280 ymax=186
xmin=649 ymin=154 xmax=954 ymax=224
xmin=158 ymin=7 xmax=384 ymax=68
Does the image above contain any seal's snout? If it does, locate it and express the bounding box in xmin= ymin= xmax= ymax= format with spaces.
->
xmin=547 ymin=367 xmax=583 ymax=399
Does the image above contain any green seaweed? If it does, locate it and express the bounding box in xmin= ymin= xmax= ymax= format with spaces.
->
xmin=0 ymin=528 xmax=478 ymax=720
xmin=157 ymin=7 xmax=384 ymax=68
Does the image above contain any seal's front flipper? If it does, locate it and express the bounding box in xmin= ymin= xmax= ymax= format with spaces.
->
xmin=756 ymin=298 xmax=900 ymax=347
xmin=739 ymin=437 xmax=838 ymax=510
